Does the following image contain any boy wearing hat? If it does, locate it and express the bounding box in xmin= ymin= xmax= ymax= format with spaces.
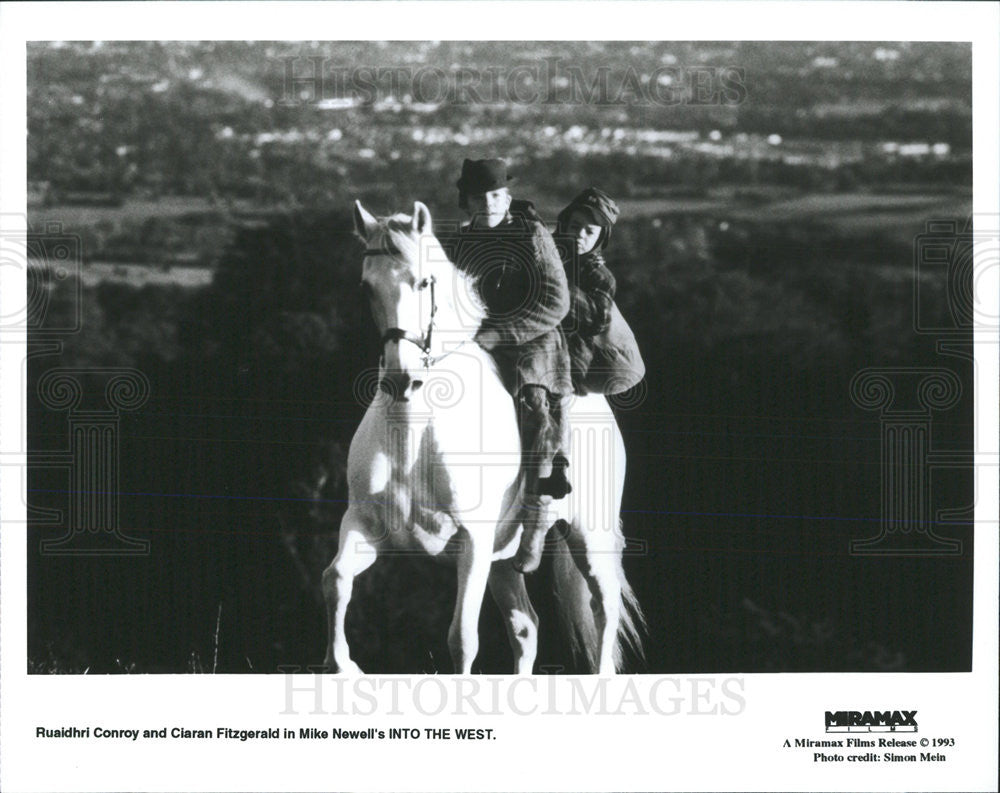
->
xmin=449 ymin=158 xmax=573 ymax=573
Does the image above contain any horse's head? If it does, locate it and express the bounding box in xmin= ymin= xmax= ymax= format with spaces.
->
xmin=354 ymin=200 xmax=473 ymax=401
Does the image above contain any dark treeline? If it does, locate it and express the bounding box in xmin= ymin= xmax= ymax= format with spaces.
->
xmin=27 ymin=209 xmax=973 ymax=673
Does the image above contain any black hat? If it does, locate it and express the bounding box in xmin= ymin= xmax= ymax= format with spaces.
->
xmin=455 ymin=158 xmax=513 ymax=195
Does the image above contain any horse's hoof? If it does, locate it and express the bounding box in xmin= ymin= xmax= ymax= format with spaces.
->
xmin=334 ymin=660 xmax=363 ymax=676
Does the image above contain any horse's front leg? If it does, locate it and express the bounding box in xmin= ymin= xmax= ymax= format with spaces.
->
xmin=487 ymin=561 xmax=539 ymax=674
xmin=448 ymin=527 xmax=493 ymax=674
xmin=322 ymin=507 xmax=378 ymax=674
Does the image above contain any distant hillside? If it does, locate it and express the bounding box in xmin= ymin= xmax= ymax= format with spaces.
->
xmin=27 ymin=42 xmax=970 ymax=202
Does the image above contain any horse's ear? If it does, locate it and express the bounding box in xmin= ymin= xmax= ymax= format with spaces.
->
xmin=354 ymin=200 xmax=378 ymax=241
xmin=412 ymin=201 xmax=432 ymax=234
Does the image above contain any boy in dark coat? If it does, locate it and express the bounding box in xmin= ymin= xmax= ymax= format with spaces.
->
xmin=556 ymin=188 xmax=619 ymax=394
xmin=556 ymin=187 xmax=644 ymax=396
xmin=447 ymin=158 xmax=573 ymax=572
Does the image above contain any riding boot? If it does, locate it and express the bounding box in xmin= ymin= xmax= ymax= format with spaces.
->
xmin=514 ymin=386 xmax=557 ymax=572
xmin=513 ymin=493 xmax=553 ymax=574
xmin=535 ymin=394 xmax=572 ymax=498
xmin=517 ymin=385 xmax=554 ymax=481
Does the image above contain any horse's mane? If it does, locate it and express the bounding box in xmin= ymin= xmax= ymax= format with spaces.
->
xmin=365 ymin=210 xmax=486 ymax=326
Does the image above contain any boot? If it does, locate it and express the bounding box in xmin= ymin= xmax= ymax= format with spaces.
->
xmin=535 ymin=394 xmax=572 ymax=498
xmin=535 ymin=454 xmax=572 ymax=498
xmin=512 ymin=493 xmax=553 ymax=573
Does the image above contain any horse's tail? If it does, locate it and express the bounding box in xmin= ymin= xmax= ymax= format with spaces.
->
xmin=550 ymin=521 xmax=646 ymax=673
xmin=614 ymin=561 xmax=647 ymax=673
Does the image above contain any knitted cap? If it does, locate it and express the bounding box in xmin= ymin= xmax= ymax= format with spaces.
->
xmin=557 ymin=187 xmax=620 ymax=249
xmin=560 ymin=187 xmax=619 ymax=228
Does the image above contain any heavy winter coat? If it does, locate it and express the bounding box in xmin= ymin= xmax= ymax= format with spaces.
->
xmin=448 ymin=201 xmax=572 ymax=396
xmin=561 ymin=247 xmax=645 ymax=396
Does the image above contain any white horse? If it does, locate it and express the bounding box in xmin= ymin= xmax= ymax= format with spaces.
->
xmin=322 ymin=200 xmax=643 ymax=674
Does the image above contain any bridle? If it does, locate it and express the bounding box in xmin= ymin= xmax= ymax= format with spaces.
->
xmin=362 ymin=242 xmax=441 ymax=369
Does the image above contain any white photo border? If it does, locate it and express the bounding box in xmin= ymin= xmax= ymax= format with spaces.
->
xmin=1 ymin=2 xmax=997 ymax=792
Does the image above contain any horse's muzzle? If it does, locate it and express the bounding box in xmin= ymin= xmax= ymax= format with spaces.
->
xmin=378 ymin=371 xmax=423 ymax=401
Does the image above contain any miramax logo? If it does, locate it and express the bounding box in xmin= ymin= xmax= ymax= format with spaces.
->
xmin=825 ymin=710 xmax=918 ymax=733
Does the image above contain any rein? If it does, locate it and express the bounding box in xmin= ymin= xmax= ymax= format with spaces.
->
xmin=376 ymin=274 xmax=437 ymax=368
xmin=364 ymin=241 xmax=446 ymax=369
